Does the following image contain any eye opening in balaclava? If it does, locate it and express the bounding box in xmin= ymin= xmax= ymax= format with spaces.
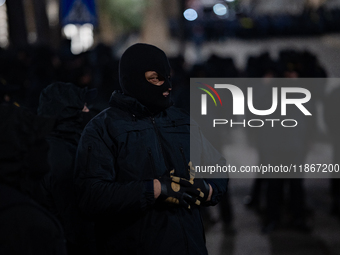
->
xmin=145 ymin=71 xmax=167 ymax=86
xmin=119 ymin=43 xmax=172 ymax=113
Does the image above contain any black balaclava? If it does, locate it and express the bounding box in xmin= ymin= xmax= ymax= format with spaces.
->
xmin=119 ymin=43 xmax=172 ymax=113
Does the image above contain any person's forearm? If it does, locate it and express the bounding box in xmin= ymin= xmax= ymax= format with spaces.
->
xmin=154 ymin=179 xmax=161 ymax=199
xmin=78 ymin=179 xmax=149 ymax=216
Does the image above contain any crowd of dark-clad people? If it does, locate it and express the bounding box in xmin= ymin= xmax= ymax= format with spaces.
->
xmin=0 ymin=41 xmax=340 ymax=254
xmin=172 ymin=6 xmax=340 ymax=41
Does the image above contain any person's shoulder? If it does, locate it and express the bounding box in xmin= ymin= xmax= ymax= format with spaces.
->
xmin=0 ymin=185 xmax=62 ymax=232
xmin=0 ymin=203 xmax=60 ymax=230
xmin=82 ymin=105 xmax=134 ymax=139
xmin=0 ymin=190 xmax=66 ymax=254
xmin=84 ymin=107 xmax=119 ymax=128
xmin=167 ymin=105 xmax=190 ymax=118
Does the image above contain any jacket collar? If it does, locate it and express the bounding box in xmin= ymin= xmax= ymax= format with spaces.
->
xmin=109 ymin=90 xmax=173 ymax=117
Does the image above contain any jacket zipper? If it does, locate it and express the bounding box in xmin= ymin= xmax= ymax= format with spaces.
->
xmin=180 ymin=146 xmax=188 ymax=176
xmin=86 ymin=146 xmax=92 ymax=173
xmin=150 ymin=117 xmax=171 ymax=171
xmin=147 ymin=148 xmax=156 ymax=177
xmin=176 ymin=213 xmax=189 ymax=255
xmin=149 ymin=117 xmax=189 ymax=254
xmin=179 ymin=146 xmax=190 ymax=254
xmin=151 ymin=118 xmax=189 ymax=254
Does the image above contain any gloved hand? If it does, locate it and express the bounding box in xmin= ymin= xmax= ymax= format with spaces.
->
xmin=158 ymin=170 xmax=201 ymax=209
xmin=171 ymin=162 xmax=210 ymax=203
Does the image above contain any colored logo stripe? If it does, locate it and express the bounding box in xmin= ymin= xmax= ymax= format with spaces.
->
xmin=198 ymin=87 xmax=217 ymax=106
xmin=197 ymin=82 xmax=223 ymax=106
xmin=203 ymin=83 xmax=223 ymax=106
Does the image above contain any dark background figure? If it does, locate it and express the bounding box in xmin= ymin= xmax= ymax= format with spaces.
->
xmin=37 ymin=82 xmax=97 ymax=255
xmin=243 ymin=52 xmax=278 ymax=212
xmin=203 ymin=54 xmax=239 ymax=233
xmin=257 ymin=65 xmax=315 ymax=234
xmin=89 ymin=43 xmax=121 ymax=112
xmin=24 ymin=45 xmax=59 ymax=113
xmin=243 ymin=50 xmax=327 ymax=234
xmin=0 ymin=104 xmax=67 ymax=255
xmin=324 ymin=86 xmax=340 ymax=218
xmin=168 ymin=55 xmax=190 ymax=112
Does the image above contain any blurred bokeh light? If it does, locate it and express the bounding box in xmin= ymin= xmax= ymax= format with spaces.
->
xmin=184 ymin=8 xmax=198 ymax=21
xmin=213 ymin=3 xmax=228 ymax=16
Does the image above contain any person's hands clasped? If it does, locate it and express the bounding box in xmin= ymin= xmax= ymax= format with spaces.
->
xmin=171 ymin=162 xmax=211 ymax=203
xmin=157 ymin=170 xmax=201 ymax=209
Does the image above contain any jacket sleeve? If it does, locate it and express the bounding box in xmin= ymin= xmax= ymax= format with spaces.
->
xmin=75 ymin=122 xmax=155 ymax=218
xmin=194 ymin=126 xmax=229 ymax=206
xmin=203 ymin=149 xmax=229 ymax=206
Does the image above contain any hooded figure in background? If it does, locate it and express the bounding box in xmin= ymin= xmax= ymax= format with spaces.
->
xmin=37 ymin=82 xmax=97 ymax=255
xmin=75 ymin=43 xmax=228 ymax=255
xmin=0 ymin=104 xmax=67 ymax=255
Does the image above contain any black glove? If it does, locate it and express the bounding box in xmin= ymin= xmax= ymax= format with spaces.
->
xmin=191 ymin=178 xmax=210 ymax=202
xmin=158 ymin=170 xmax=201 ymax=209
xmin=171 ymin=162 xmax=211 ymax=203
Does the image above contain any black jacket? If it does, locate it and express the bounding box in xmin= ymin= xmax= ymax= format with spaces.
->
xmin=0 ymin=104 xmax=67 ymax=255
xmin=0 ymin=184 xmax=67 ymax=255
xmin=76 ymin=91 xmax=228 ymax=255
xmin=37 ymin=82 xmax=88 ymax=241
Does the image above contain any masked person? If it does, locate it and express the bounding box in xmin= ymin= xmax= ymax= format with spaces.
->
xmin=0 ymin=104 xmax=67 ymax=255
xmin=75 ymin=43 xmax=228 ymax=255
xmin=37 ymin=82 xmax=97 ymax=255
